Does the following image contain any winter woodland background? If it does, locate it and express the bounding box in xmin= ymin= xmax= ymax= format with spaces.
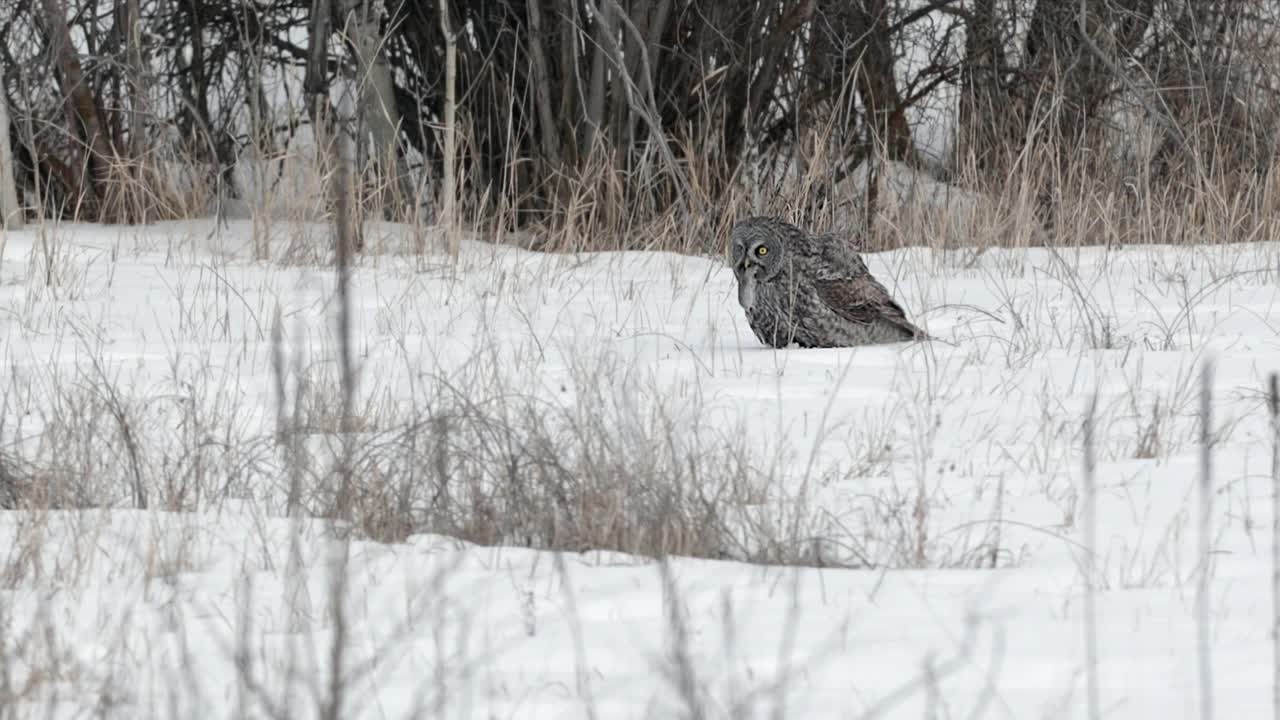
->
xmin=2 ymin=0 xmax=1276 ymax=247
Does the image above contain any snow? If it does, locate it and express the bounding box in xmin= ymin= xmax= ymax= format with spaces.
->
xmin=2 ymin=219 xmax=1280 ymax=717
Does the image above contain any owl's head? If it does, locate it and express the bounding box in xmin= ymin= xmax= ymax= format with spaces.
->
xmin=730 ymin=217 xmax=788 ymax=283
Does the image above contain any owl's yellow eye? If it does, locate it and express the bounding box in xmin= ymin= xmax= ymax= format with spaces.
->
xmin=756 ymin=246 xmax=769 ymax=256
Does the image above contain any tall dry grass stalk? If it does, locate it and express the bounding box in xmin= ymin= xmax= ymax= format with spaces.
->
xmin=415 ymin=92 xmax=1279 ymax=261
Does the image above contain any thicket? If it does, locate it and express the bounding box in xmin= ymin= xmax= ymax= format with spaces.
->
xmin=0 ymin=0 xmax=1274 ymax=250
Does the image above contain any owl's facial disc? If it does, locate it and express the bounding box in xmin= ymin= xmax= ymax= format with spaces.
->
xmin=740 ymin=242 xmax=767 ymax=268
xmin=744 ymin=239 xmax=781 ymax=281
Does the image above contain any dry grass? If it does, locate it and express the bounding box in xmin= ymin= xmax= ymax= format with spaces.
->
xmin=4 ymin=116 xmax=1277 ymax=568
xmin=2 ymin=140 xmax=1278 ymax=720
xmin=433 ymin=125 xmax=1280 ymax=270
xmin=0 ymin=326 xmax=885 ymax=566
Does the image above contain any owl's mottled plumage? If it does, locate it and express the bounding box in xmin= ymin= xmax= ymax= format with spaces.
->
xmin=729 ymin=216 xmax=926 ymax=348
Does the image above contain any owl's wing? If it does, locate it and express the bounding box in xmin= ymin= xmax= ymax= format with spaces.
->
xmin=811 ymin=239 xmax=926 ymax=339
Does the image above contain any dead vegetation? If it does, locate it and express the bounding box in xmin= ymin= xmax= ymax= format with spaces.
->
xmin=0 ymin=1 xmax=1275 ymax=257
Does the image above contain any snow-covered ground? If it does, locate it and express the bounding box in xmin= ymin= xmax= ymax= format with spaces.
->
xmin=2 ymin=219 xmax=1280 ymax=717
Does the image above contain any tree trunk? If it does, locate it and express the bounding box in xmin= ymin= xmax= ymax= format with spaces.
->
xmin=610 ymin=0 xmax=638 ymax=164
xmin=810 ymin=0 xmax=914 ymax=165
xmin=345 ymin=0 xmax=416 ymax=218
xmin=305 ymin=0 xmax=333 ymax=129
xmin=240 ymin=2 xmax=271 ymax=255
xmin=40 ymin=0 xmax=117 ymax=219
xmin=632 ymin=0 xmax=672 ymax=146
xmin=957 ymin=0 xmax=1007 ymax=169
xmin=849 ymin=0 xmax=914 ymax=164
xmin=1022 ymin=0 xmax=1111 ymax=146
xmin=559 ymin=3 xmax=582 ymax=167
xmin=582 ymin=0 xmax=614 ymax=155
xmin=306 ymin=0 xmax=362 ymax=252
xmin=526 ymin=0 xmax=567 ymax=207
xmin=0 ymin=82 xmax=21 ymax=230
xmin=526 ymin=0 xmax=563 ymax=172
xmin=438 ymin=0 xmax=458 ymax=256
xmin=1148 ymin=0 xmax=1248 ymax=176
xmin=125 ymin=0 xmax=147 ymax=223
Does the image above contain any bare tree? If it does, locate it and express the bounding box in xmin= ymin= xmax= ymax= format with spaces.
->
xmin=306 ymin=0 xmax=362 ymax=253
xmin=343 ymin=0 xmax=415 ymax=217
xmin=123 ymin=0 xmax=147 ymax=223
xmin=38 ymin=0 xmax=119 ymax=219
xmin=0 ymin=0 xmax=1273 ymax=239
xmin=957 ymin=0 xmax=1007 ymax=169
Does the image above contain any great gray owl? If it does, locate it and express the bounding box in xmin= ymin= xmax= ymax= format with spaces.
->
xmin=730 ymin=216 xmax=927 ymax=348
